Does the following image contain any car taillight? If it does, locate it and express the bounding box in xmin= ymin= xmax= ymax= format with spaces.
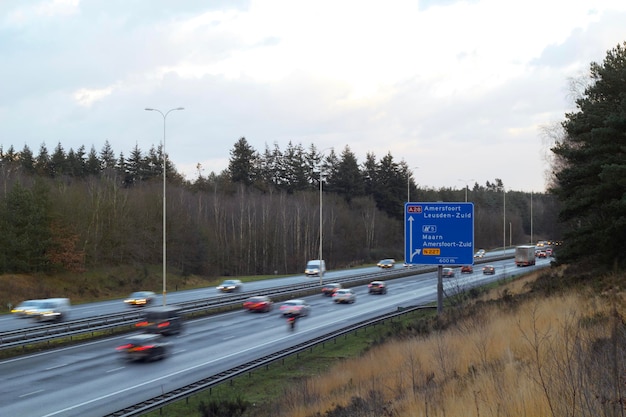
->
xmin=116 ymin=343 xmax=134 ymax=351
xmin=133 ymin=345 xmax=154 ymax=351
xmin=135 ymin=321 xmax=148 ymax=327
xmin=157 ymin=321 xmax=170 ymax=328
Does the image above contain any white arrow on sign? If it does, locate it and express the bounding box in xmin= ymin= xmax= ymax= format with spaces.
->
xmin=408 ymin=216 xmax=421 ymax=262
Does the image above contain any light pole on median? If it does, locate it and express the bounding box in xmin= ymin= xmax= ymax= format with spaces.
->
xmin=145 ymin=107 xmax=184 ymax=306
xmin=318 ymin=148 xmax=332 ymax=285
xmin=497 ymin=185 xmax=506 ymax=256
xmin=458 ymin=178 xmax=475 ymax=202
xmin=407 ymin=166 xmax=419 ymax=202
xmin=502 ymin=187 xmax=506 ymax=255
xmin=530 ymin=191 xmax=533 ymax=244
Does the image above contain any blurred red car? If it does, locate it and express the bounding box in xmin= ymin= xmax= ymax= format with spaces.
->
xmin=243 ymin=296 xmax=274 ymax=313
xmin=461 ymin=265 xmax=473 ymax=274
xmin=321 ymin=283 xmax=342 ymax=296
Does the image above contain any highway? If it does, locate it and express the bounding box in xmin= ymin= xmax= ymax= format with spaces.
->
xmin=0 ymin=264 xmax=378 ymax=333
xmin=0 ymin=252 xmax=550 ymax=417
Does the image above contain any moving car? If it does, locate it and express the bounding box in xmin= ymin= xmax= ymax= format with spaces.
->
xmin=124 ymin=291 xmax=156 ymax=307
xmin=368 ymin=281 xmax=387 ymax=294
xmin=116 ymin=333 xmax=170 ymax=362
xmin=321 ymin=283 xmax=342 ymax=296
xmin=333 ymin=289 xmax=356 ymax=304
xmin=135 ymin=306 xmax=184 ymax=336
xmin=243 ymin=296 xmax=274 ymax=313
xmin=536 ymin=250 xmax=547 ymax=258
xmin=474 ymin=249 xmax=486 ymax=258
xmin=460 ymin=265 xmax=473 ymax=274
xmin=279 ymin=299 xmax=311 ymax=317
xmin=217 ymin=279 xmax=243 ymax=293
xmin=483 ymin=265 xmax=496 ymax=275
xmin=27 ymin=298 xmax=71 ymax=322
xmin=442 ymin=267 xmax=455 ymax=278
xmin=377 ymin=259 xmax=395 ymax=269
xmin=11 ymin=299 xmax=41 ymax=318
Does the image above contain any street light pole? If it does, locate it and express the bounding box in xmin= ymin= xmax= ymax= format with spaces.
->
xmin=501 ymin=186 xmax=506 ymax=255
xmin=530 ymin=192 xmax=533 ymax=244
xmin=319 ymin=166 xmax=323 ymax=285
xmin=458 ymin=178 xmax=474 ymax=202
xmin=318 ymin=148 xmax=332 ymax=285
xmin=145 ymin=107 xmax=184 ymax=306
xmin=407 ymin=166 xmax=419 ymax=202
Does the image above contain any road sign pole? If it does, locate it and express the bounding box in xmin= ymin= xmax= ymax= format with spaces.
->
xmin=437 ymin=265 xmax=443 ymax=315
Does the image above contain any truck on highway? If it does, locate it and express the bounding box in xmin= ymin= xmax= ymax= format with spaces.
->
xmin=515 ymin=245 xmax=536 ymax=267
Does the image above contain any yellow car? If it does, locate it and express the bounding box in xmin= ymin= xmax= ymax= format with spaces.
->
xmin=124 ymin=291 xmax=156 ymax=307
xmin=377 ymin=259 xmax=395 ymax=268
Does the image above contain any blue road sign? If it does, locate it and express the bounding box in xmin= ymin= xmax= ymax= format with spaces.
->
xmin=404 ymin=202 xmax=474 ymax=265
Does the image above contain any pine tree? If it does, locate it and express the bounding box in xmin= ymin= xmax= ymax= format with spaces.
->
xmin=551 ymin=42 xmax=626 ymax=270
xmin=228 ymin=137 xmax=257 ymax=186
xmin=0 ymin=181 xmax=52 ymax=273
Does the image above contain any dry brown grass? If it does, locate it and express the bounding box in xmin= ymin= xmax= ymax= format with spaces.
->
xmin=274 ymin=270 xmax=626 ymax=417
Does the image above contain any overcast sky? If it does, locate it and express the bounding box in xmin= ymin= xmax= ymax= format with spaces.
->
xmin=1 ymin=0 xmax=624 ymax=192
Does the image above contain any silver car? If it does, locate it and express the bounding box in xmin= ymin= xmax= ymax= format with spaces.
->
xmin=217 ymin=279 xmax=243 ymax=292
xmin=279 ymin=299 xmax=311 ymax=317
xmin=26 ymin=298 xmax=71 ymax=322
xmin=332 ymin=289 xmax=356 ymax=304
xmin=442 ymin=268 xmax=455 ymax=278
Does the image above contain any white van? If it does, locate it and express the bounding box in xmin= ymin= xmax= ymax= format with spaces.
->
xmin=304 ymin=260 xmax=326 ymax=277
xmin=27 ymin=298 xmax=71 ymax=322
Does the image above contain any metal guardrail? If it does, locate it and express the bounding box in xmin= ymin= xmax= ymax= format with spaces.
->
xmin=0 ymin=257 xmax=510 ymax=350
xmin=105 ymin=304 xmax=436 ymax=417
xmin=0 ymin=265 xmax=429 ymax=350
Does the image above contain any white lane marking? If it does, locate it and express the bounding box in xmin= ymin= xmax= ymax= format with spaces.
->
xmin=106 ymin=367 xmax=125 ymax=373
xmin=42 ymin=318 xmax=360 ymax=416
xmin=45 ymin=363 xmax=67 ymax=371
xmin=20 ymin=389 xmax=45 ymax=398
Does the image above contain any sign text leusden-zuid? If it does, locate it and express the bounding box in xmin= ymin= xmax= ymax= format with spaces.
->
xmin=404 ymin=202 xmax=474 ymax=265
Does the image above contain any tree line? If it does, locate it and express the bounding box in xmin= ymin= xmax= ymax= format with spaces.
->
xmin=0 ymin=136 xmax=561 ymax=277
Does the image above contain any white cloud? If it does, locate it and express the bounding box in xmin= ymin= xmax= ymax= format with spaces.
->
xmin=1 ymin=0 xmax=625 ymax=192
xmin=4 ymin=0 xmax=79 ymax=26
xmin=73 ymin=86 xmax=114 ymax=107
